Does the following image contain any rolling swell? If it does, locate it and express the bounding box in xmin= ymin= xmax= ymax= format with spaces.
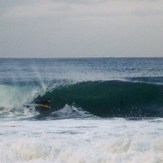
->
xmin=34 ymin=80 xmax=163 ymax=117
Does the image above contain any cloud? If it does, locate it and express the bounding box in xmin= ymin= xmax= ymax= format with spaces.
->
xmin=0 ymin=0 xmax=163 ymax=57
xmin=3 ymin=2 xmax=65 ymax=18
xmin=1 ymin=0 xmax=163 ymax=19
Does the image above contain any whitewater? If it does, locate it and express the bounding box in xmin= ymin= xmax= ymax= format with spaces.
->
xmin=0 ymin=58 xmax=163 ymax=163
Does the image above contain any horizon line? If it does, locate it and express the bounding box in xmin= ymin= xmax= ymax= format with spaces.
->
xmin=0 ymin=56 xmax=163 ymax=59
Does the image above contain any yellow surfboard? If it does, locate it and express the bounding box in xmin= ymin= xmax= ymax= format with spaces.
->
xmin=38 ymin=104 xmax=50 ymax=109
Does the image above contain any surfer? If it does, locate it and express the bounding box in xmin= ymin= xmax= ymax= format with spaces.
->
xmin=40 ymin=98 xmax=51 ymax=108
xmin=33 ymin=98 xmax=52 ymax=116
xmin=36 ymin=98 xmax=51 ymax=109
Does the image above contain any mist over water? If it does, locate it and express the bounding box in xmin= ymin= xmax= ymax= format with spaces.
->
xmin=0 ymin=58 xmax=163 ymax=162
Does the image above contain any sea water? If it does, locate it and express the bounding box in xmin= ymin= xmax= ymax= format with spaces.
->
xmin=0 ymin=58 xmax=163 ymax=163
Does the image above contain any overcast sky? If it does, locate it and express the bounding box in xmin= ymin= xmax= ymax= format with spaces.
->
xmin=0 ymin=0 xmax=163 ymax=58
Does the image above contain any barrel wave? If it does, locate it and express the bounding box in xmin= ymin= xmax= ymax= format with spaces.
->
xmin=33 ymin=80 xmax=163 ymax=117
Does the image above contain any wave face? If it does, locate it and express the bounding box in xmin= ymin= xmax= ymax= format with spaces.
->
xmin=34 ymin=80 xmax=163 ymax=117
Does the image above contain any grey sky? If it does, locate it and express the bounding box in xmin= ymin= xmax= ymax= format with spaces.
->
xmin=0 ymin=0 xmax=163 ymax=58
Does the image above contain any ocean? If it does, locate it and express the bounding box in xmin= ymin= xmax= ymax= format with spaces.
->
xmin=0 ymin=58 xmax=163 ymax=163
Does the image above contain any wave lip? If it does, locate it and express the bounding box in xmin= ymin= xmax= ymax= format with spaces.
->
xmin=33 ymin=80 xmax=163 ymax=118
xmin=127 ymin=76 xmax=163 ymax=84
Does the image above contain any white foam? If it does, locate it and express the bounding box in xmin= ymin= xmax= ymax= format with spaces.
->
xmin=0 ymin=118 xmax=163 ymax=163
xmin=51 ymin=105 xmax=92 ymax=119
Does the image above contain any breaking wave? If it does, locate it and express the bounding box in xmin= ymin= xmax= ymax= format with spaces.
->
xmin=1 ymin=79 xmax=163 ymax=119
xmin=33 ymin=80 xmax=163 ymax=118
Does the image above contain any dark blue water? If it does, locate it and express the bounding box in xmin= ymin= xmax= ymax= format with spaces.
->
xmin=1 ymin=58 xmax=163 ymax=84
xmin=0 ymin=58 xmax=163 ymax=119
